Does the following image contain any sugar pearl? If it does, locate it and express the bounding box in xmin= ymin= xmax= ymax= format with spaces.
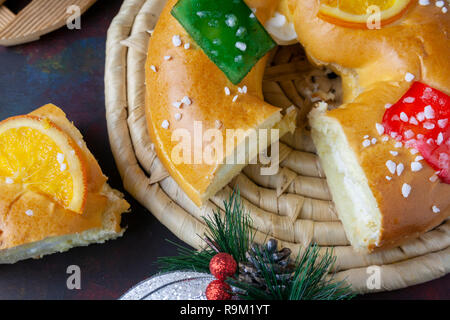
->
xmin=181 ymin=96 xmax=192 ymax=106
xmin=386 ymin=160 xmax=396 ymax=174
xmin=235 ymin=42 xmax=247 ymax=51
xmin=402 ymin=183 xmax=412 ymax=198
xmin=172 ymin=35 xmax=182 ymax=47
xmin=396 ymin=163 xmax=404 ymax=176
xmin=438 ymin=119 xmax=448 ymax=128
xmin=376 ymin=123 xmax=385 ymax=135
xmin=362 ymin=139 xmax=371 ymax=148
xmin=404 ymin=72 xmax=415 ymax=82
xmin=411 ymin=162 xmax=423 ymax=172
xmin=424 ymin=105 xmax=435 ymax=119
xmin=57 ymin=153 xmax=65 ymax=164
xmin=161 ymin=120 xmax=170 ymax=129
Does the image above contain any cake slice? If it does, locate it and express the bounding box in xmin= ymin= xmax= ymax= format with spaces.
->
xmin=0 ymin=104 xmax=129 ymax=264
xmin=309 ymin=83 xmax=450 ymax=253
xmin=145 ymin=0 xmax=296 ymax=207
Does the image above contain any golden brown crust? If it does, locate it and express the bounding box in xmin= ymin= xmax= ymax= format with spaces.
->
xmin=0 ymin=104 xmax=126 ymax=250
xmin=290 ymin=0 xmax=450 ymax=98
xmin=287 ymin=0 xmax=450 ymax=250
xmin=145 ymin=0 xmax=283 ymax=206
xmin=0 ymin=185 xmax=108 ymax=249
xmin=327 ymin=83 xmax=450 ymax=249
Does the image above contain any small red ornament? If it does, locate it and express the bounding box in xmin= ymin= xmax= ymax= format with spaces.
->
xmin=205 ymin=280 xmax=232 ymax=300
xmin=209 ymin=252 xmax=237 ymax=281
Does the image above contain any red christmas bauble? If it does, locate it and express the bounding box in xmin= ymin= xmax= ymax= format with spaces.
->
xmin=209 ymin=253 xmax=237 ymax=281
xmin=205 ymin=280 xmax=232 ymax=300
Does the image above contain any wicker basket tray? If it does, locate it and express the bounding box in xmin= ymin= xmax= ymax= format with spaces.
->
xmin=104 ymin=0 xmax=450 ymax=294
xmin=0 ymin=0 xmax=96 ymax=46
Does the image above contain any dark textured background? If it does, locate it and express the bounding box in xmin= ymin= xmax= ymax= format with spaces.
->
xmin=0 ymin=0 xmax=448 ymax=300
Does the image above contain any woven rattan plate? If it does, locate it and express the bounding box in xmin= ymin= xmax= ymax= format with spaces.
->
xmin=105 ymin=0 xmax=450 ymax=294
xmin=0 ymin=0 xmax=97 ymax=47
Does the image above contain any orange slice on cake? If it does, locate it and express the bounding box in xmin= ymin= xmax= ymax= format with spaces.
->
xmin=0 ymin=115 xmax=88 ymax=214
xmin=318 ymin=0 xmax=413 ymax=29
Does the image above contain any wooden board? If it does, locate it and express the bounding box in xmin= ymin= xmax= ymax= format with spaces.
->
xmin=104 ymin=0 xmax=450 ymax=294
xmin=0 ymin=0 xmax=97 ymax=46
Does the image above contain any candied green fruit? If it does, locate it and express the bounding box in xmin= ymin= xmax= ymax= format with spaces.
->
xmin=172 ymin=0 xmax=276 ymax=84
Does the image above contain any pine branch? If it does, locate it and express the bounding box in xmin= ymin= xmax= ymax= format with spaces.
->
xmin=201 ymin=189 xmax=254 ymax=263
xmin=157 ymin=240 xmax=215 ymax=273
xmin=158 ymin=189 xmax=253 ymax=271
xmin=289 ymin=245 xmax=354 ymax=300
xmin=229 ymin=243 xmax=355 ymax=300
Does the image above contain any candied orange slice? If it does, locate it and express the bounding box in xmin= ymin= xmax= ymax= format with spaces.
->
xmin=0 ymin=115 xmax=87 ymax=214
xmin=318 ymin=0 xmax=413 ymax=29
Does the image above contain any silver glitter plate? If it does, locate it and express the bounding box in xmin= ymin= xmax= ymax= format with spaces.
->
xmin=120 ymin=271 xmax=215 ymax=300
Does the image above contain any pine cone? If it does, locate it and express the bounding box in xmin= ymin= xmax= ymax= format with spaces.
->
xmin=238 ymin=239 xmax=295 ymax=292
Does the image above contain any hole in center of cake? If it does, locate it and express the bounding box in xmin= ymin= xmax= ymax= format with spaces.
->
xmin=263 ymin=44 xmax=343 ymax=129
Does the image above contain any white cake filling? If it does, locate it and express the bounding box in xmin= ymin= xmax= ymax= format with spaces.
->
xmin=309 ymin=103 xmax=381 ymax=251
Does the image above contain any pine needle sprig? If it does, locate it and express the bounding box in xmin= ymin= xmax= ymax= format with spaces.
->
xmin=157 ymin=189 xmax=253 ymax=272
xmin=289 ymin=244 xmax=354 ymax=300
xmin=157 ymin=240 xmax=215 ymax=273
xmin=229 ymin=243 xmax=355 ymax=300
xmin=201 ymin=190 xmax=254 ymax=263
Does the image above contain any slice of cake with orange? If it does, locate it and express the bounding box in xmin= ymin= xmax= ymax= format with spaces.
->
xmin=0 ymin=104 xmax=129 ymax=264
